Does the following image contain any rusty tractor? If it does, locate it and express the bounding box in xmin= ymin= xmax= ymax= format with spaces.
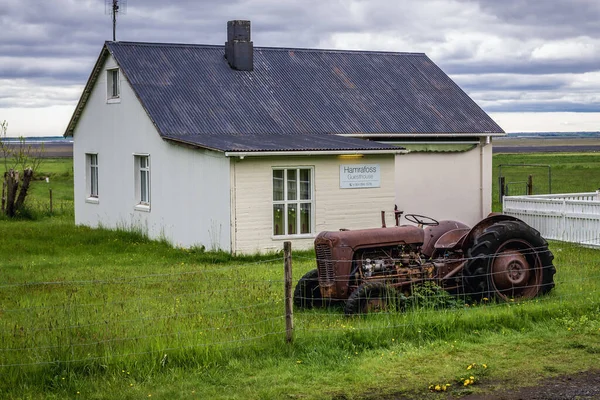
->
xmin=294 ymin=212 xmax=556 ymax=315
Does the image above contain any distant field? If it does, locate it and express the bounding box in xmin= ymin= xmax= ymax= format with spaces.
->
xmin=492 ymin=152 xmax=600 ymax=211
xmin=493 ymin=136 xmax=600 ymax=153
xmin=494 ymin=137 xmax=600 ymax=147
xmin=3 ymin=141 xmax=72 ymax=158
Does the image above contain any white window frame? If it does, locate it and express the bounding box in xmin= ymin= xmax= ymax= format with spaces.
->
xmin=134 ymin=154 xmax=151 ymax=212
xmin=107 ymin=68 xmax=120 ymax=103
xmin=85 ymin=153 xmax=99 ymax=204
xmin=272 ymin=167 xmax=314 ymax=238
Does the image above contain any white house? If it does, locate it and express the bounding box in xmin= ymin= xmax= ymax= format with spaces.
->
xmin=65 ymin=20 xmax=504 ymax=254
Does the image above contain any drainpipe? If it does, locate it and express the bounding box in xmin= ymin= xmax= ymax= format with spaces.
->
xmin=230 ymin=159 xmax=237 ymax=255
xmin=479 ymin=137 xmax=489 ymax=219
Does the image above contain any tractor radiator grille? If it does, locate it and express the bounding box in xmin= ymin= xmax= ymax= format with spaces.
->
xmin=315 ymin=243 xmax=334 ymax=284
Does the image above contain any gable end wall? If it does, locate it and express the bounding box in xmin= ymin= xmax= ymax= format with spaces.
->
xmin=72 ymin=54 xmax=231 ymax=250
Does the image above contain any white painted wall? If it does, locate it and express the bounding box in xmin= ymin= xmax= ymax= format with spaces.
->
xmin=231 ymin=155 xmax=396 ymax=254
xmin=73 ymin=55 xmax=231 ymax=250
xmin=394 ymin=142 xmax=493 ymax=227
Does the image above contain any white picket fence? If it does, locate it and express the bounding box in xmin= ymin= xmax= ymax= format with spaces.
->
xmin=503 ymin=191 xmax=600 ymax=248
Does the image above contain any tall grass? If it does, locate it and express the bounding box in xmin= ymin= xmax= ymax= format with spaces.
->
xmin=1 ymin=216 xmax=599 ymax=398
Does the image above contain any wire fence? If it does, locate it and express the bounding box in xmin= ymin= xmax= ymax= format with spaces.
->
xmin=1 ymin=242 xmax=599 ymax=371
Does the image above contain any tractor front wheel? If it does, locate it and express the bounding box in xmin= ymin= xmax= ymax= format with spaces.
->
xmin=293 ymin=269 xmax=324 ymax=308
xmin=344 ymin=282 xmax=400 ymax=315
xmin=464 ymin=220 xmax=556 ymax=301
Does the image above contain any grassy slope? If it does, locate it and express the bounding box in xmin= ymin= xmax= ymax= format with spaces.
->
xmin=1 ymin=155 xmax=600 ymax=399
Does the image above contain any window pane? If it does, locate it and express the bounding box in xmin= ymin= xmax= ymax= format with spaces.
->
xmin=287 ymin=203 xmax=297 ymax=235
xmin=140 ymin=156 xmax=148 ymax=169
xmin=273 ymin=204 xmax=284 ymax=236
xmin=300 ymin=203 xmax=311 ymax=234
xmin=300 ymin=169 xmax=311 ymax=200
xmin=112 ymin=70 xmax=119 ymax=97
xmin=91 ymin=166 xmax=98 ymax=197
xmin=287 ymin=169 xmax=297 ymax=200
xmin=88 ymin=154 xmax=98 ymax=197
xmin=140 ymin=170 xmax=148 ymax=202
xmin=273 ymin=170 xmax=284 ymax=201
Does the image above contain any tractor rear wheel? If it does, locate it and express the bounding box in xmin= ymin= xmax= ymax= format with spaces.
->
xmin=464 ymin=220 xmax=556 ymax=301
xmin=344 ymin=282 xmax=400 ymax=315
xmin=293 ymin=269 xmax=324 ymax=308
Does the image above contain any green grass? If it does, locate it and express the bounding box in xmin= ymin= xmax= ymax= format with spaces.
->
xmin=1 ymin=155 xmax=600 ymax=399
xmin=492 ymin=152 xmax=600 ymax=211
xmin=1 ymin=157 xmax=74 ymax=219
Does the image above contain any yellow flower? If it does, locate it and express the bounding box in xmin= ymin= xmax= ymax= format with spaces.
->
xmin=464 ymin=380 xmax=470 ymax=386
xmin=483 ymin=297 xmax=489 ymax=301
xmin=435 ymin=385 xmax=441 ymax=391
xmin=467 ymin=365 xmax=472 ymax=370
xmin=483 ymin=364 xmax=487 ymax=369
xmin=470 ymin=376 xmax=475 ymax=380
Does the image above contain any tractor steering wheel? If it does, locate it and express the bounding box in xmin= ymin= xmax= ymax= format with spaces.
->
xmin=405 ymin=214 xmax=439 ymax=227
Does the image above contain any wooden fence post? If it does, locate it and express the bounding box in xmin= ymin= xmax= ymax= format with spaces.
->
xmin=283 ymin=241 xmax=294 ymax=343
xmin=1 ymin=179 xmax=5 ymax=213
xmin=527 ymin=175 xmax=534 ymax=196
xmin=499 ymin=176 xmax=506 ymax=202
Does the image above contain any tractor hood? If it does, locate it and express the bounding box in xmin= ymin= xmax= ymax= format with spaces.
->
xmin=315 ymin=226 xmax=424 ymax=250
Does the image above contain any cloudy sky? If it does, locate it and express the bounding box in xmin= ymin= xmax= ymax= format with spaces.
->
xmin=1 ymin=0 xmax=599 ymax=136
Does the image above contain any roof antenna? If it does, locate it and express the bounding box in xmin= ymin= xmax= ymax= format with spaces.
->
xmin=105 ymin=0 xmax=127 ymax=41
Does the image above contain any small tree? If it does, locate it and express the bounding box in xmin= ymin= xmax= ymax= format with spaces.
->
xmin=1 ymin=120 xmax=44 ymax=217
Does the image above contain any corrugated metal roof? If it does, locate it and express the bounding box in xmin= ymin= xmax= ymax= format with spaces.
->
xmin=105 ymin=41 xmax=504 ymax=140
xmin=163 ymin=133 xmax=403 ymax=153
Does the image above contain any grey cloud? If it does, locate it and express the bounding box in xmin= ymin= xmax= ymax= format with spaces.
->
xmin=1 ymin=0 xmax=600 ymax=114
xmin=458 ymin=0 xmax=600 ymax=38
xmin=484 ymin=101 xmax=600 ymax=113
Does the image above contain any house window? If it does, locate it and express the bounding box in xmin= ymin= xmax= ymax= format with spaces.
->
xmin=134 ymin=155 xmax=150 ymax=209
xmin=273 ymin=167 xmax=313 ymax=236
xmin=107 ymin=68 xmax=120 ymax=101
xmin=86 ymin=153 xmax=99 ymax=202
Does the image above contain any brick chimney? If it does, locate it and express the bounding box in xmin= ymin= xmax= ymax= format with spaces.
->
xmin=225 ymin=20 xmax=253 ymax=71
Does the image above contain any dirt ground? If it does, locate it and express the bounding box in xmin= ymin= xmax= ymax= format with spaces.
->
xmin=368 ymin=370 xmax=600 ymax=400
xmin=458 ymin=370 xmax=600 ymax=400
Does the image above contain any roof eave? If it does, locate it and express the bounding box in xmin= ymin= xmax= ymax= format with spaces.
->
xmin=63 ymin=44 xmax=111 ymax=137
xmin=163 ymin=136 xmax=225 ymax=153
xmin=224 ymin=149 xmax=407 ymax=157
xmin=165 ymin=136 xmax=406 ymax=156
xmin=339 ymin=132 xmax=506 ymax=138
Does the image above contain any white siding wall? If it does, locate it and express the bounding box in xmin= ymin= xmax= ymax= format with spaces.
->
xmin=73 ymin=55 xmax=231 ymax=250
xmin=394 ymin=142 xmax=493 ymax=226
xmin=232 ymin=155 xmax=396 ymax=254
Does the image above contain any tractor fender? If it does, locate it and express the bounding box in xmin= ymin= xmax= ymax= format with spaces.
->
xmin=422 ymin=220 xmax=470 ymax=257
xmin=461 ymin=213 xmax=524 ymax=252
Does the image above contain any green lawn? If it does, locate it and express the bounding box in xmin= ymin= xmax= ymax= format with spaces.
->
xmin=492 ymin=152 xmax=600 ymax=211
xmin=1 ymin=154 xmax=600 ymax=399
